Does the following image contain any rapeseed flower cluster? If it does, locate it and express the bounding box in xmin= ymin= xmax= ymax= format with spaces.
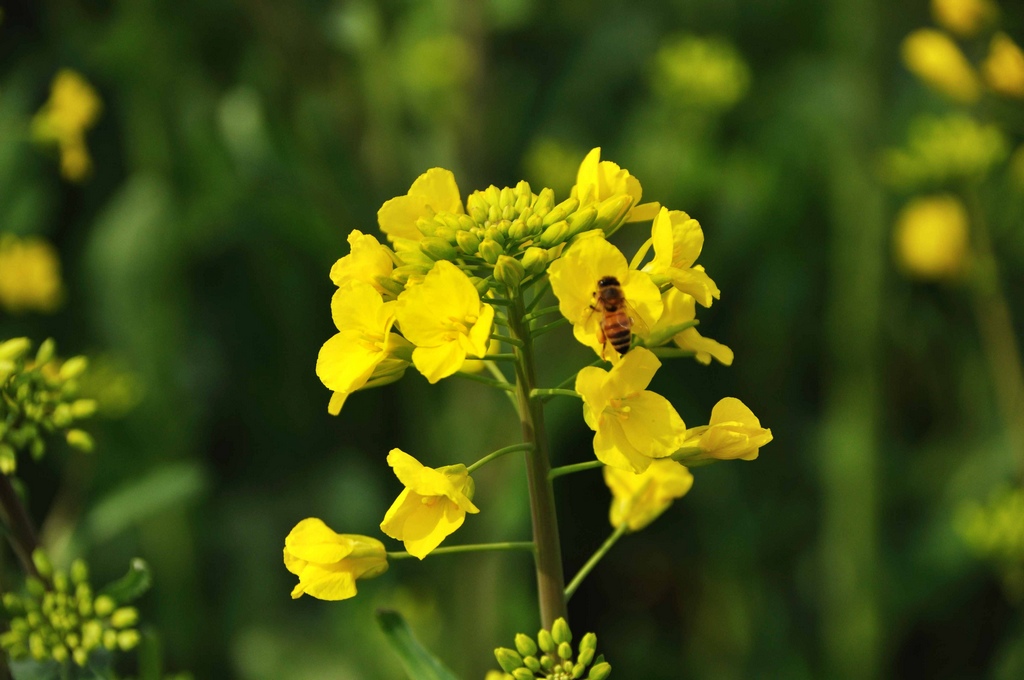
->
xmin=288 ymin=147 xmax=771 ymax=607
xmin=0 ymin=338 xmax=96 ymax=474
xmin=31 ymin=71 xmax=102 ymax=182
xmin=902 ymin=0 xmax=1024 ymax=103
xmin=491 ymin=618 xmax=610 ymax=680
xmin=0 ymin=554 xmax=140 ymax=667
xmin=0 ymin=235 xmax=63 ymax=314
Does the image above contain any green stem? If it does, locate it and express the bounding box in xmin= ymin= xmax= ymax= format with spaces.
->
xmin=549 ymin=460 xmax=603 ymax=480
xmin=531 ymin=388 xmax=581 ymax=401
xmin=387 ymin=541 xmax=535 ymax=560
xmin=507 ymin=296 xmax=568 ymax=627
xmin=0 ymin=474 xmax=42 ymax=580
xmin=524 ymin=305 xmax=562 ymax=323
xmin=453 ymin=371 xmax=516 ymax=391
xmin=564 ymin=524 xmax=628 ymax=601
xmin=491 ymin=333 xmax=524 ymax=349
xmin=525 ymin=278 xmax=552 ymax=313
xmin=467 ymin=443 xmax=536 ymax=474
xmin=553 ymin=359 xmax=607 ymax=391
xmin=649 ymin=348 xmax=697 ymax=359
xmin=530 ymin=318 xmax=570 ymax=338
xmin=484 ymin=353 xmax=519 ymax=362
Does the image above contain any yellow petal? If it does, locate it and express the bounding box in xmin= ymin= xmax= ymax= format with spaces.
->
xmin=284 ymin=518 xmax=352 ymax=564
xmin=606 ymin=347 xmax=661 ymax=396
xmin=378 ymin=168 xmax=463 ymax=241
xmin=617 ymin=390 xmax=687 ymax=459
xmin=296 ymin=564 xmax=358 ymax=601
xmin=595 ymin=418 xmax=653 ymax=473
xmin=675 ymin=328 xmax=734 ymax=366
xmin=412 ymin=343 xmax=466 ymax=384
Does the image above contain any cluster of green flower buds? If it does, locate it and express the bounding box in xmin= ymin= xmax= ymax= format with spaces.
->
xmin=395 ymin=180 xmax=626 ymax=295
xmin=0 ymin=337 xmax=96 ymax=473
xmin=0 ymin=551 xmax=140 ymax=667
xmin=492 ymin=617 xmax=610 ymax=680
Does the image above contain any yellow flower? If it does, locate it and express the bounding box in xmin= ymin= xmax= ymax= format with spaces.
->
xmin=642 ymin=207 xmax=719 ymax=308
xmin=684 ymin=397 xmax=772 ymax=461
xmin=648 ymin=288 xmax=733 ymax=366
xmin=31 ymin=70 xmax=102 ymax=182
xmin=604 ymin=458 xmax=693 ymax=532
xmin=881 ymin=114 xmax=1008 ymax=188
xmin=931 ymin=0 xmax=996 ymax=38
xmin=573 ymin=147 xmax=660 ymax=225
xmin=316 ymin=280 xmax=412 ymax=414
xmin=395 ymin=261 xmax=494 ymax=383
xmin=377 ymin=168 xmax=464 ymax=242
xmin=893 ymin=195 xmax=970 ymax=281
xmin=0 ymin=235 xmax=63 ymax=313
xmin=329 ymin=230 xmax=395 ymax=294
xmin=575 ymin=348 xmax=687 ymax=473
xmin=283 ymin=518 xmax=388 ymax=601
xmin=983 ymin=33 xmax=1024 ymax=99
xmin=548 ymin=235 xmax=662 ymax=358
xmin=380 ymin=449 xmax=479 ymax=559
xmin=901 ymin=29 xmax=981 ymax=104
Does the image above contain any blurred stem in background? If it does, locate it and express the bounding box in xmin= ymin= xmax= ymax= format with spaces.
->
xmin=820 ymin=0 xmax=885 ymax=676
xmin=963 ymin=186 xmax=1024 ymax=480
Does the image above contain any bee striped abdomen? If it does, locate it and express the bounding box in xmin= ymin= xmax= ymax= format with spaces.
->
xmin=594 ymin=275 xmax=634 ymax=357
xmin=603 ymin=311 xmax=632 ymax=355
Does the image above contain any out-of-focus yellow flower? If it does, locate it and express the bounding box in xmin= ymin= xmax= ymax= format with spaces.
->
xmin=893 ymin=195 xmax=970 ymax=280
xmin=31 ymin=70 xmax=102 ymax=182
xmin=380 ymin=449 xmax=479 ymax=559
xmin=684 ymin=397 xmax=772 ymax=461
xmin=604 ymin=458 xmax=693 ymax=532
xmin=329 ymin=230 xmax=395 ymax=295
xmin=548 ymin=235 xmax=662 ymax=358
xmin=983 ymin=33 xmax=1024 ymax=99
xmin=0 ymin=235 xmax=63 ymax=313
xmin=316 ymin=280 xmax=412 ymax=414
xmin=931 ymin=0 xmax=997 ymax=38
xmin=377 ymin=168 xmax=464 ymax=243
xmin=573 ymin=147 xmax=660 ymax=224
xmin=575 ymin=348 xmax=687 ymax=473
xmin=642 ymin=207 xmax=719 ymax=308
xmin=902 ymin=29 xmax=981 ymax=104
xmin=956 ymin=488 xmax=1024 ymax=563
xmin=881 ymin=114 xmax=1008 ymax=188
xmin=648 ymin=288 xmax=733 ymax=366
xmin=395 ymin=261 xmax=494 ymax=383
xmin=652 ymin=35 xmax=750 ymax=110
xmin=283 ymin=518 xmax=388 ymax=600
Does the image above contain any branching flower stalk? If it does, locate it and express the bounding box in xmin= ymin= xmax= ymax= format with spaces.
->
xmin=289 ymin=148 xmax=773 ymax=671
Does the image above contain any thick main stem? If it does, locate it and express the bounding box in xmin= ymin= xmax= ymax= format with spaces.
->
xmin=507 ymin=296 xmax=568 ymax=627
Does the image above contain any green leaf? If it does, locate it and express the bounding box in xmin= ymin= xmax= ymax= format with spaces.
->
xmin=9 ymin=660 xmax=61 ymax=680
xmin=375 ymin=609 xmax=462 ymax=680
xmin=98 ymin=558 xmax=152 ymax=605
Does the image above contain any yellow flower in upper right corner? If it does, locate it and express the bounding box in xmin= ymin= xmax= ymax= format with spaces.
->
xmin=576 ymin=347 xmax=687 ymax=473
xmin=684 ymin=397 xmax=772 ymax=461
xmin=377 ymin=168 xmax=464 ymax=243
xmin=983 ymin=33 xmax=1024 ymax=99
xmin=31 ymin=70 xmax=102 ymax=182
xmin=932 ymin=0 xmax=997 ymax=38
xmin=0 ymin=235 xmax=63 ymax=314
xmin=893 ymin=195 xmax=970 ymax=281
xmin=573 ymin=147 xmax=661 ymax=225
xmin=283 ymin=518 xmax=388 ymax=601
xmin=642 ymin=207 xmax=720 ymax=308
xmin=604 ymin=458 xmax=694 ymax=532
xmin=901 ymin=29 xmax=981 ymax=104
xmin=380 ymin=448 xmax=479 ymax=559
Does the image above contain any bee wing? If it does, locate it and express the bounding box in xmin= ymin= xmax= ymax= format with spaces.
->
xmin=624 ymin=300 xmax=651 ymax=338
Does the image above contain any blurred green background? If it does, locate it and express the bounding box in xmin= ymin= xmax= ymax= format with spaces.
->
xmin=2 ymin=0 xmax=1024 ymax=678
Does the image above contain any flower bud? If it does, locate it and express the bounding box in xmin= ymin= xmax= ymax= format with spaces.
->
xmin=66 ymin=430 xmax=94 ymax=453
xmin=0 ymin=444 xmax=17 ymax=474
xmin=420 ymin=236 xmax=457 ymax=262
xmin=524 ymin=656 xmax=541 ymax=672
xmin=552 ymin=617 xmax=571 ymax=645
xmin=512 ymin=669 xmax=533 ymax=680
xmin=391 ymin=265 xmax=431 ymax=285
xmin=515 ymin=633 xmax=538 ymax=657
xmin=566 ymin=205 xmax=597 ymax=234
xmin=0 ymin=338 xmax=31 ymax=362
xmin=93 ymin=596 xmax=115 ymax=617
xmin=70 ymin=560 xmax=89 ymax=585
xmin=495 ymin=647 xmax=525 ymax=672
xmin=32 ymin=550 xmax=53 ymax=579
xmin=594 ymin=194 xmax=634 ymax=234
xmin=532 ymin=187 xmax=555 ymax=217
xmin=479 ymin=239 xmax=504 ymax=264
xmin=59 ymin=356 xmax=88 ymax=381
xmin=433 ymin=226 xmax=457 ymax=243
xmin=494 ymin=255 xmax=526 ymax=290
xmin=110 ymin=607 xmax=138 ymax=628
xmin=35 ymin=338 xmax=56 ymax=365
xmin=71 ymin=399 xmax=98 ymax=418
xmin=72 ymin=647 xmax=88 ymax=666
xmin=376 ymin=276 xmax=406 ymax=297
xmin=537 ymin=628 xmax=555 ymax=653
xmin=456 ymin=230 xmax=481 ymax=255
xmin=573 ymin=662 xmax=586 ymax=678
xmin=484 ymin=225 xmax=507 ymax=246
xmin=521 ymin=247 xmax=548 ymax=276
xmin=588 ymin=662 xmax=612 ymax=680
xmin=578 ymin=632 xmax=597 ymax=666
xmin=508 ymin=218 xmax=530 ymax=242
xmin=558 ymin=641 xmax=573 ymax=660
xmin=116 ymin=630 xmax=140 ymax=651
xmin=542 ymin=197 xmax=580 ymax=227
xmin=539 ymin=221 xmax=569 ymax=248
xmin=499 ymin=186 xmax=515 ymax=209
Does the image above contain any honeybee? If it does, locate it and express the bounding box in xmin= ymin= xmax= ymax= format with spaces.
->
xmin=590 ymin=276 xmax=645 ymax=358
